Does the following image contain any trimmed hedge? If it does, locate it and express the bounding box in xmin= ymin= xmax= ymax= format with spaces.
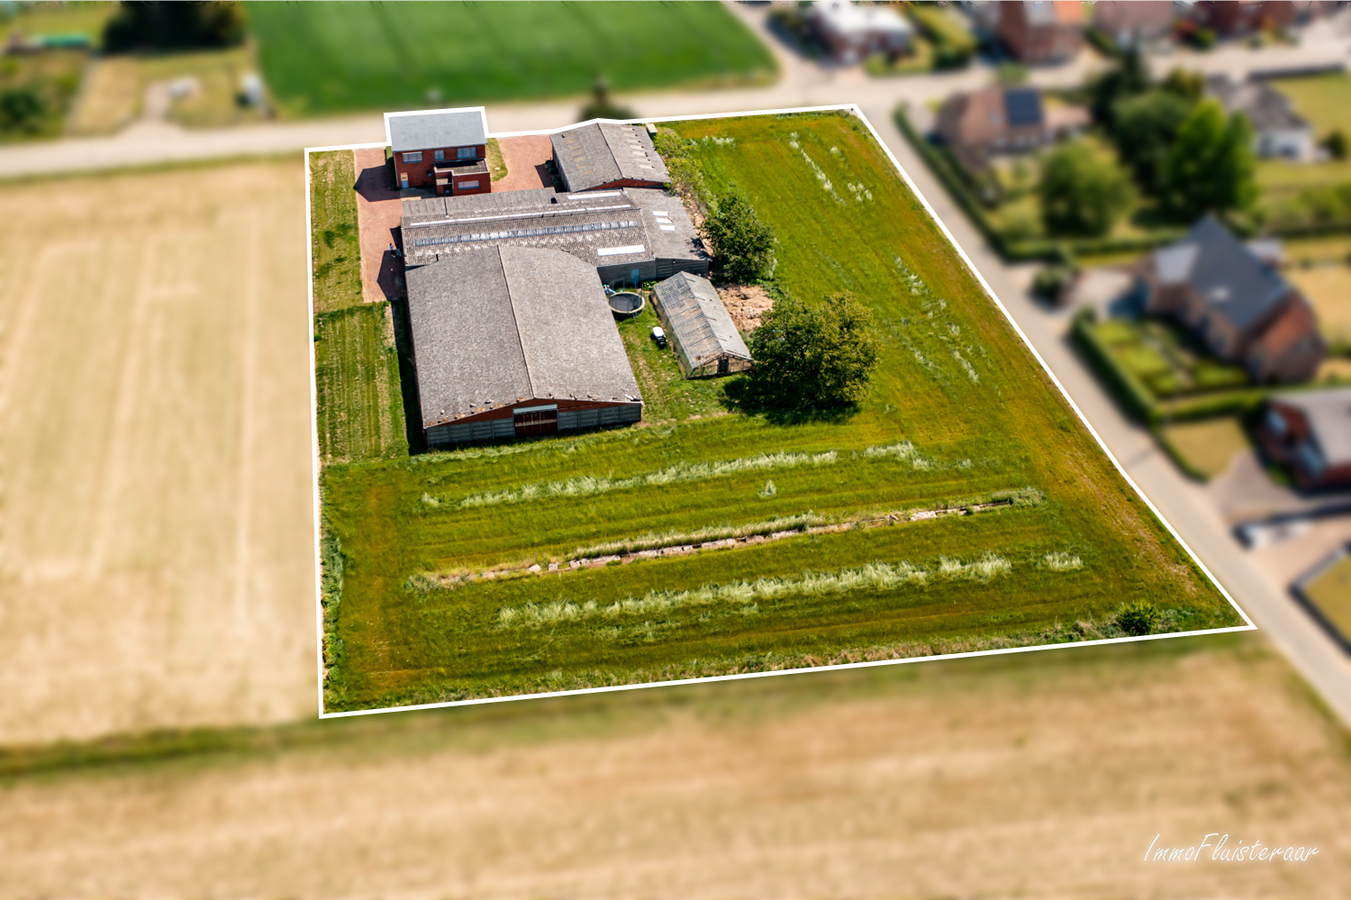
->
xmin=1072 ymin=309 xmax=1160 ymax=424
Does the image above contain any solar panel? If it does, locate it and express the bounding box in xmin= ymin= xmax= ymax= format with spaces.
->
xmin=412 ymin=219 xmax=640 ymax=249
xmin=1003 ymin=89 xmax=1043 ymax=128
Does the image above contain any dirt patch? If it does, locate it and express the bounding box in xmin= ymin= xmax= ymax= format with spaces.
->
xmin=493 ymin=134 xmax=555 ymax=193
xmin=717 ymin=283 xmax=774 ymax=332
xmin=353 ymin=146 xmax=405 ymax=303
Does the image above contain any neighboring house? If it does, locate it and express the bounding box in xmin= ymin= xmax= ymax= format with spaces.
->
xmin=399 ymin=185 xmax=708 ymax=287
xmin=935 ymin=87 xmax=1089 ymax=154
xmin=385 ymin=107 xmax=490 ymax=197
xmin=1190 ymin=0 xmax=1298 ymax=36
xmin=650 ymin=272 xmax=754 ymax=379
xmin=807 ymin=0 xmax=914 ymax=64
xmin=1206 ymin=74 xmax=1313 ymax=160
xmin=405 ymin=246 xmax=643 ymax=447
xmin=1134 ymin=215 xmax=1324 ymax=384
xmin=997 ymin=0 xmax=1084 ymax=64
xmin=1091 ymin=1 xmax=1176 ymax=49
xmin=1257 ymin=387 xmax=1351 ymax=489
xmin=550 ymin=122 xmax=669 ymax=193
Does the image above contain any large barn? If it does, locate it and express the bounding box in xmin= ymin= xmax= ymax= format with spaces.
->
xmin=399 ymin=185 xmax=707 ymax=287
xmin=551 ymin=122 xmax=670 ymax=193
xmin=405 ymin=246 xmax=643 ymax=447
xmin=651 ymin=272 xmax=753 ymax=379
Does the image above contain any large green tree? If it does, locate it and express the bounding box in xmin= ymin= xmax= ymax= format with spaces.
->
xmin=1039 ymin=141 xmax=1135 ymax=237
xmin=1112 ymin=90 xmax=1195 ymax=195
xmin=699 ymin=191 xmax=776 ymax=283
xmin=1162 ymin=99 xmax=1258 ymax=219
xmin=1089 ymin=43 xmax=1150 ymax=128
xmin=746 ymin=292 xmax=879 ymax=411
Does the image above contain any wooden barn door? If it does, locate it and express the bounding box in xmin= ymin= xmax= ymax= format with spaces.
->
xmin=513 ymin=406 xmax=558 ymax=438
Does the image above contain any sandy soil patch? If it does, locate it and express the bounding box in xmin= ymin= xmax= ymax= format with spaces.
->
xmin=1 ymin=640 xmax=1347 ymax=898
xmin=717 ymin=283 xmax=773 ymax=332
xmin=0 ymin=161 xmax=317 ymax=746
xmin=493 ymin=134 xmax=554 ymax=193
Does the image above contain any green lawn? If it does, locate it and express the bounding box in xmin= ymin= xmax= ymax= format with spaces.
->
xmin=1299 ymin=553 xmax=1351 ymax=645
xmin=316 ymin=112 xmax=1240 ymax=712
xmin=245 ymin=1 xmax=776 ymax=117
xmin=309 ymin=151 xmax=362 ymax=314
xmin=1270 ymin=72 xmax=1351 ymax=137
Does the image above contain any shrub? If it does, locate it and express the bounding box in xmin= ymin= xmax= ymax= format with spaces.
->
xmin=0 ymin=85 xmax=47 ymax=135
xmin=1326 ymin=130 xmax=1349 ymax=161
xmin=1039 ymin=142 xmax=1135 ymax=238
xmin=1116 ymin=600 xmax=1162 ymax=636
xmin=103 ymin=1 xmax=246 ymax=52
xmin=1033 ymin=264 xmax=1077 ymax=302
xmin=700 ymin=191 xmax=776 ymax=282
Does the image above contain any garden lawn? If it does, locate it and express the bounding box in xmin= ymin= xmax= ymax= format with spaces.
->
xmin=1160 ymin=417 xmax=1251 ymax=480
xmin=317 ymin=113 xmax=1241 ymax=712
xmin=245 ymin=1 xmax=775 ymax=117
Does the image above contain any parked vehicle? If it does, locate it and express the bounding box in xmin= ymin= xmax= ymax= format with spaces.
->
xmin=651 ymin=326 xmax=668 ymax=349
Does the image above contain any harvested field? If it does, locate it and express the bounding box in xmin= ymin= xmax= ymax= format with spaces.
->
xmin=0 ymin=160 xmax=317 ymax=746
xmin=2 ymin=637 xmax=1349 ymax=898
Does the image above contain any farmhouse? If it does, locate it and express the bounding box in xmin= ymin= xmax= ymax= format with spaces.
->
xmin=1205 ymin=74 xmax=1313 ymax=161
xmin=1258 ymin=387 xmax=1351 ymax=489
xmin=651 ymin=272 xmax=754 ymax=379
xmin=935 ymin=87 xmax=1089 ymax=155
xmin=399 ymin=185 xmax=708 ymax=288
xmin=551 ymin=122 xmax=670 ymax=193
xmin=405 ymin=245 xmax=642 ymax=447
xmin=1134 ymin=215 xmax=1324 ymax=384
xmin=385 ymin=107 xmax=490 ymax=196
xmin=807 ymin=0 xmax=914 ymax=65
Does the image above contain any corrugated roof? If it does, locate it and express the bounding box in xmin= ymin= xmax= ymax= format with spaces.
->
xmin=551 ymin=123 xmax=670 ymax=192
xmin=384 ymin=107 xmax=488 ymax=153
xmin=652 ymin=272 xmax=752 ymax=368
xmin=1152 ymin=215 xmax=1294 ymax=332
xmin=1274 ymin=387 xmax=1351 ymax=467
xmin=406 ymin=246 xmax=641 ymax=427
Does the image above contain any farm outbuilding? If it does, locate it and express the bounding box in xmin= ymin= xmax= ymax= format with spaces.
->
xmin=405 ymin=245 xmax=643 ymax=446
xmin=551 ymin=122 xmax=670 ymax=193
xmin=651 ymin=272 xmax=753 ymax=379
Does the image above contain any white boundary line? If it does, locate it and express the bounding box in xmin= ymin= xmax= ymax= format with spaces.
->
xmin=304 ymin=104 xmax=1256 ymax=721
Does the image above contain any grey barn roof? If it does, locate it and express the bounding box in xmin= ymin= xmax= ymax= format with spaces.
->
xmin=1152 ymin=215 xmax=1294 ymax=332
xmin=652 ymin=272 xmax=752 ymax=367
xmin=551 ymin=122 xmax=670 ymax=192
xmin=1206 ymin=75 xmax=1308 ymax=133
xmin=400 ymin=186 xmax=706 ymax=272
xmin=385 ymin=107 xmax=488 ymax=153
xmin=1274 ymin=387 xmax=1351 ymax=467
xmin=405 ymin=246 xmax=641 ymax=428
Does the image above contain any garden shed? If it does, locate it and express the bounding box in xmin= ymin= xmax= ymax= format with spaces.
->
xmin=651 ymin=272 xmax=753 ymax=379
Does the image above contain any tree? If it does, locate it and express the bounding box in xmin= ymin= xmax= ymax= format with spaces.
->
xmin=1089 ymin=42 xmax=1149 ymax=128
xmin=1324 ymin=129 xmax=1348 ymax=161
xmin=1039 ymin=141 xmax=1135 ymax=237
xmin=699 ymin=191 xmax=776 ymax=283
xmin=1112 ymin=90 xmax=1195 ymax=195
xmin=103 ymin=1 xmax=246 ymax=52
xmin=746 ymin=292 xmax=879 ymax=411
xmin=1162 ymin=99 xmax=1258 ymax=219
xmin=1162 ymin=67 xmax=1205 ymax=102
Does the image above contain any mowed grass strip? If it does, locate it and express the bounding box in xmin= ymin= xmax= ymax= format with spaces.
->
xmin=246 ymin=1 xmax=776 ymax=116
xmin=319 ymin=113 xmax=1241 ymax=711
xmin=314 ymin=304 xmax=406 ymax=463
xmin=308 ymin=150 xmax=362 ymax=314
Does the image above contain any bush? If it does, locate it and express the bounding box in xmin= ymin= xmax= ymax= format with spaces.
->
xmin=1033 ymin=264 xmax=1077 ymax=302
xmin=1116 ymin=600 xmax=1162 ymax=636
xmin=0 ymin=85 xmax=47 ymax=135
xmin=1326 ymin=130 xmax=1349 ymax=161
xmin=1039 ymin=142 xmax=1135 ymax=238
xmin=700 ymin=191 xmax=776 ymax=283
xmin=103 ymin=1 xmax=246 ymax=52
xmin=744 ymin=291 xmax=880 ymax=412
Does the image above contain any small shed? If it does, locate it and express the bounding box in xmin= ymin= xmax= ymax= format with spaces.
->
xmin=651 ymin=272 xmax=753 ymax=379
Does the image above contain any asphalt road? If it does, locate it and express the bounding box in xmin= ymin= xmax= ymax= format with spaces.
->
xmin=3 ymin=4 xmax=1348 ymax=725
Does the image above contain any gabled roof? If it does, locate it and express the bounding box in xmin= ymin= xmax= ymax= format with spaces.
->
xmin=405 ymin=246 xmax=641 ymax=427
xmin=1273 ymin=387 xmax=1351 ymax=467
xmin=652 ymin=272 xmax=752 ymax=368
xmin=1151 ymin=215 xmax=1296 ymax=332
xmin=1019 ymin=0 xmax=1083 ymax=26
xmin=384 ymin=107 xmax=488 ymax=153
xmin=1092 ymin=0 xmax=1175 ymax=40
xmin=1205 ymin=75 xmax=1308 ymax=133
xmin=809 ymin=0 xmax=913 ymax=37
xmin=551 ymin=122 xmax=670 ymax=193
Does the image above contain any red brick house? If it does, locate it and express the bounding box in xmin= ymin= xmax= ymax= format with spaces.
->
xmin=1257 ymin=387 xmax=1351 ymax=489
xmin=998 ymin=0 xmax=1084 ymax=64
xmin=384 ymin=107 xmax=490 ymax=197
xmin=1134 ymin=215 xmax=1324 ymax=384
xmin=1190 ymin=1 xmax=1298 ymax=36
xmin=935 ymin=87 xmax=1089 ymax=154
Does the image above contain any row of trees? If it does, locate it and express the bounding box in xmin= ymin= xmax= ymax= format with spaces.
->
xmin=1037 ymin=49 xmax=1258 ymax=237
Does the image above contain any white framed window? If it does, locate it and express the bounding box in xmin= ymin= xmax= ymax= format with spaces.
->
xmin=457 ymin=146 xmax=476 ymax=159
xmin=402 ymin=151 xmax=422 ymax=164
xmin=457 ymin=180 xmax=480 ymax=191
xmin=433 ymin=149 xmax=445 ymax=161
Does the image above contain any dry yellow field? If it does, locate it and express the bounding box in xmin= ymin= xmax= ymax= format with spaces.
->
xmin=1 ymin=638 xmax=1347 ymax=898
xmin=0 ymin=160 xmax=318 ymax=746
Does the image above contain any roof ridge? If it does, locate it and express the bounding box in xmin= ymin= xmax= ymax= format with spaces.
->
xmin=497 ymin=247 xmax=538 ymax=400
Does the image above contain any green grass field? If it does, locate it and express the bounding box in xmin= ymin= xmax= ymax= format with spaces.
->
xmin=314 ymin=112 xmax=1241 ymax=712
xmin=245 ymin=1 xmax=776 ymax=117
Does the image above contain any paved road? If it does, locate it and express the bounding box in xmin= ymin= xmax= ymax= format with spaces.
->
xmin=5 ymin=4 xmax=1349 ymax=724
